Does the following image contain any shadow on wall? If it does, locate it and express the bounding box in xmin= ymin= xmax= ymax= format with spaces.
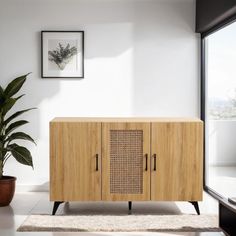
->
xmin=0 ymin=0 xmax=198 ymax=188
xmin=1 ymin=0 xmax=198 ymax=137
xmin=132 ymin=0 xmax=199 ymax=116
xmin=0 ymin=30 xmax=61 ymax=184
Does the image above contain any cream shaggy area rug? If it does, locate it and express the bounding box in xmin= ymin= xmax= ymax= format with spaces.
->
xmin=18 ymin=214 xmax=220 ymax=232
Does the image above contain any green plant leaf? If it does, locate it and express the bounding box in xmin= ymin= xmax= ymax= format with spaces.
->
xmin=6 ymin=132 xmax=36 ymax=144
xmin=0 ymin=86 xmax=3 ymax=96
xmin=0 ymin=86 xmax=4 ymax=106
xmin=1 ymin=95 xmax=25 ymax=116
xmin=5 ymin=120 xmax=29 ymax=136
xmin=4 ymin=108 xmax=35 ymax=126
xmin=4 ymin=73 xmax=30 ymax=98
xmin=8 ymin=143 xmax=33 ymax=167
xmin=15 ymin=94 xmax=25 ymax=101
xmin=2 ymin=98 xmax=16 ymax=116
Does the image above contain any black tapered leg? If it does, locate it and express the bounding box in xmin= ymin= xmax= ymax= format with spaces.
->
xmin=189 ymin=201 xmax=200 ymax=215
xmin=128 ymin=201 xmax=132 ymax=214
xmin=52 ymin=201 xmax=64 ymax=215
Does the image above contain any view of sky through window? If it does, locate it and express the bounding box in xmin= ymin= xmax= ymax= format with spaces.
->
xmin=207 ymin=22 xmax=236 ymax=119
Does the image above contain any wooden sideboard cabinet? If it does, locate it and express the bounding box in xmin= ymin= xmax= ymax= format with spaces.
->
xmin=50 ymin=118 xmax=203 ymax=215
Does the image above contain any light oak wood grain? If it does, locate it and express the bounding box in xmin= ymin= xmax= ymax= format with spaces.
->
xmin=50 ymin=118 xmax=203 ymax=203
xmin=52 ymin=117 xmax=201 ymax=123
xmin=102 ymin=122 xmax=151 ymax=201
xmin=50 ymin=122 xmax=101 ymax=201
xmin=151 ymin=122 xmax=203 ymax=201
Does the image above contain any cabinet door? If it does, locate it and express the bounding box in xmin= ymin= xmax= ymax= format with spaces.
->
xmin=102 ymin=122 xmax=150 ymax=201
xmin=50 ymin=122 xmax=101 ymax=201
xmin=151 ymin=122 xmax=203 ymax=201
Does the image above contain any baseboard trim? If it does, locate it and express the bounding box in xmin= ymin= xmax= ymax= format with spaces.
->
xmin=209 ymin=163 xmax=236 ymax=167
xmin=16 ymin=184 xmax=49 ymax=192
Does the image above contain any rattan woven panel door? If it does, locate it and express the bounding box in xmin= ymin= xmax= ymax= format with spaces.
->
xmin=151 ymin=122 xmax=203 ymax=201
xmin=50 ymin=122 xmax=102 ymax=201
xmin=102 ymin=122 xmax=150 ymax=201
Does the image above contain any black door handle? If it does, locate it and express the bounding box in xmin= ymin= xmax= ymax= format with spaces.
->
xmin=145 ymin=154 xmax=148 ymax=171
xmin=96 ymin=154 xmax=98 ymax=171
xmin=153 ymin=154 xmax=157 ymax=171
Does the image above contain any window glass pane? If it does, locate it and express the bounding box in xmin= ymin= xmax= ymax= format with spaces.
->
xmin=205 ymin=22 xmax=236 ymax=198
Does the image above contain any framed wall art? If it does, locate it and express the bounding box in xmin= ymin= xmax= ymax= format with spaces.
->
xmin=41 ymin=31 xmax=84 ymax=78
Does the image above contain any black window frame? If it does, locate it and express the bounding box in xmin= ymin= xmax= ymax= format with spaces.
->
xmin=201 ymin=16 xmax=236 ymax=201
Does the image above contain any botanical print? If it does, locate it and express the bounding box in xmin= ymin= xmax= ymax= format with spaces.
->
xmin=48 ymin=41 xmax=77 ymax=70
xmin=42 ymin=31 xmax=84 ymax=78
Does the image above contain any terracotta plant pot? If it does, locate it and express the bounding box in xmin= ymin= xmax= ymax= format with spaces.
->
xmin=0 ymin=176 xmax=16 ymax=207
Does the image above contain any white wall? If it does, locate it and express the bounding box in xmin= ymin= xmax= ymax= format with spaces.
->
xmin=0 ymin=0 xmax=200 ymax=190
xmin=208 ymin=120 xmax=236 ymax=166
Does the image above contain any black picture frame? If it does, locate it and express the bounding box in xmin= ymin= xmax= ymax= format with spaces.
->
xmin=41 ymin=31 xmax=84 ymax=78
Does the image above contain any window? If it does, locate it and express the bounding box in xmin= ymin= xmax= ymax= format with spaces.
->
xmin=203 ymin=22 xmax=236 ymax=198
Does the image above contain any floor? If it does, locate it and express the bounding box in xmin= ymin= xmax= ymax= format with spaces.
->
xmin=208 ymin=166 xmax=236 ymax=198
xmin=0 ymin=192 xmax=224 ymax=236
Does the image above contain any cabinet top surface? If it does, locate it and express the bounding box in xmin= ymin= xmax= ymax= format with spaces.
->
xmin=50 ymin=117 xmax=203 ymax=123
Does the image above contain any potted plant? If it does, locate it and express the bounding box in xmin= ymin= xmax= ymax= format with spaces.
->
xmin=0 ymin=73 xmax=35 ymax=206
